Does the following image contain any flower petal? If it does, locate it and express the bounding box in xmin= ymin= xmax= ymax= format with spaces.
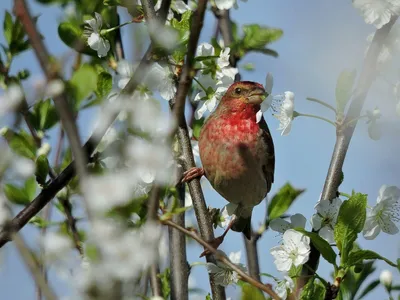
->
xmin=269 ymin=218 xmax=291 ymax=233
xmin=319 ymin=226 xmax=335 ymax=244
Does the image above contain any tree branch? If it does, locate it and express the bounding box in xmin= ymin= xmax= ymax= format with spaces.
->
xmin=297 ymin=16 xmax=399 ymax=292
xmin=173 ymin=0 xmax=209 ymax=125
xmin=168 ymin=183 xmax=189 ymax=300
xmin=12 ymin=231 xmax=57 ymax=300
xmin=163 ymin=219 xmax=280 ymax=299
xmin=169 ymin=0 xmax=226 ymax=299
xmin=14 ymin=0 xmax=90 ymax=215
xmin=149 ymin=264 xmax=162 ymax=297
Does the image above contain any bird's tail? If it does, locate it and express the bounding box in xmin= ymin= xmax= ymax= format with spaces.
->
xmin=231 ymin=215 xmax=252 ymax=240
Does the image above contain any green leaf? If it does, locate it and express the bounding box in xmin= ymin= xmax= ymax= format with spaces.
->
xmin=335 ymin=69 xmax=356 ymax=115
xmin=104 ymin=0 xmax=121 ymax=5
xmin=58 ymin=22 xmax=96 ymax=56
xmin=192 ymin=118 xmax=204 ymax=139
xmin=267 ymin=183 xmax=304 ymax=220
xmin=241 ymin=283 xmax=265 ymax=300
xmin=28 ymin=98 xmax=59 ymax=131
xmin=35 ymin=155 xmax=50 ymax=186
xmin=334 ymin=193 xmax=367 ymax=265
xmin=158 ymin=268 xmax=171 ymax=300
xmin=96 ymin=72 xmax=112 ymax=99
xmin=17 ymin=69 xmax=30 ymax=80
xmin=205 ymin=294 xmax=212 ymax=300
xmin=347 ymin=250 xmax=396 ymax=267
xmin=171 ymin=11 xmax=192 ymax=36
xmin=8 ymin=130 xmax=37 ymax=159
xmin=356 ymin=279 xmax=379 ymax=300
xmin=3 ymin=11 xmax=13 ymax=46
xmin=69 ymin=64 xmax=98 ymax=108
xmin=4 ymin=184 xmax=30 ymax=205
xmin=300 ymin=279 xmax=326 ymax=300
xmin=296 ymin=229 xmax=337 ymax=265
xmin=24 ymin=176 xmax=36 ymax=200
xmin=241 ymin=24 xmax=282 ymax=53
xmin=397 ymin=258 xmax=400 ymax=273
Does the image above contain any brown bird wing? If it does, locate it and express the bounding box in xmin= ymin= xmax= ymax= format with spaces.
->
xmin=258 ymin=116 xmax=275 ymax=193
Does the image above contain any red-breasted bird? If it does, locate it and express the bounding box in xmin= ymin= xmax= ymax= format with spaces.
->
xmin=183 ymin=81 xmax=275 ymax=244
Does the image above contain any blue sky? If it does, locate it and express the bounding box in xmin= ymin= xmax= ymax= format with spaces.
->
xmin=0 ymin=0 xmax=399 ymax=299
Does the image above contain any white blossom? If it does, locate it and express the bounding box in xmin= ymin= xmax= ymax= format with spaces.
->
xmin=270 ymin=229 xmax=310 ymax=272
xmin=218 ymin=203 xmax=238 ymax=228
xmin=363 ymin=185 xmax=400 ymax=239
xmin=353 ymin=0 xmax=400 ymax=29
xmin=215 ymin=0 xmax=247 ymax=10
xmin=270 ymin=214 xmax=307 ymax=234
xmin=147 ymin=62 xmax=177 ymax=100
xmin=171 ymin=0 xmax=191 ymax=13
xmin=275 ymin=91 xmax=295 ymax=136
xmin=84 ymin=12 xmax=110 ymax=58
xmin=84 ymin=172 xmax=138 ymax=213
xmin=126 ymin=137 xmax=175 ymax=184
xmin=40 ymin=232 xmax=73 ymax=261
xmin=193 ymin=43 xmax=239 ymax=119
xmin=310 ymin=197 xmax=342 ymax=244
xmin=45 ymin=80 xmax=65 ymax=97
xmin=274 ymin=276 xmax=295 ymax=300
xmin=11 ymin=157 xmax=35 ymax=179
xmin=217 ymin=48 xmax=231 ymax=69
xmin=380 ymin=270 xmax=393 ymax=287
xmin=117 ymin=60 xmax=134 ymax=89
xmin=83 ymin=221 xmax=162 ymax=282
xmin=196 ymin=43 xmax=215 ymax=60
xmin=0 ymin=85 xmax=23 ymax=116
xmin=206 ymin=251 xmax=247 ymax=286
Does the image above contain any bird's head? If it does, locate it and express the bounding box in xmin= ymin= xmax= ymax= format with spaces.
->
xmin=218 ymin=81 xmax=267 ymax=114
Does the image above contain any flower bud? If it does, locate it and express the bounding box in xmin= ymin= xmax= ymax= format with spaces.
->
xmin=37 ymin=143 xmax=51 ymax=157
xmin=0 ymin=127 xmax=9 ymax=136
xmin=380 ymin=270 xmax=392 ymax=288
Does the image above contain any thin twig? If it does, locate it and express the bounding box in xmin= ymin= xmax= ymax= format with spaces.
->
xmin=163 ymin=219 xmax=280 ymax=299
xmin=297 ymin=16 xmax=399 ymax=293
xmin=244 ymin=235 xmax=261 ymax=281
xmin=12 ymin=232 xmax=57 ymax=300
xmin=147 ymin=187 xmax=163 ymax=296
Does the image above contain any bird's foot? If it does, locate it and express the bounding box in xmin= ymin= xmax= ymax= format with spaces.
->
xmin=199 ymin=217 xmax=235 ymax=258
xmin=181 ymin=167 xmax=205 ymax=183
xmin=199 ymin=235 xmax=225 ymax=258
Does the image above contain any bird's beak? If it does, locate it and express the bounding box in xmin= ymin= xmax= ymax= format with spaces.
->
xmin=247 ymin=87 xmax=267 ymax=105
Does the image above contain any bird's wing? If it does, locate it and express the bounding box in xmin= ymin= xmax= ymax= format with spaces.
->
xmin=258 ymin=116 xmax=275 ymax=193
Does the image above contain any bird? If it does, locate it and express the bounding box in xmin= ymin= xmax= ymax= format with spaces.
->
xmin=182 ymin=81 xmax=275 ymax=244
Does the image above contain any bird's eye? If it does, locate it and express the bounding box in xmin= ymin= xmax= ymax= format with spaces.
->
xmin=235 ymin=87 xmax=241 ymax=94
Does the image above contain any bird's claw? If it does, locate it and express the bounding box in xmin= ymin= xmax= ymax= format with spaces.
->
xmin=199 ymin=235 xmax=225 ymax=258
xmin=181 ymin=167 xmax=205 ymax=183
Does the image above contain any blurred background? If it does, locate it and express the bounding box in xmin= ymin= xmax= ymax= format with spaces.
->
xmin=0 ymin=0 xmax=399 ymax=299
